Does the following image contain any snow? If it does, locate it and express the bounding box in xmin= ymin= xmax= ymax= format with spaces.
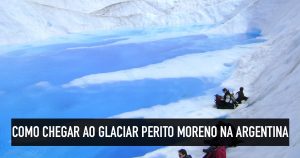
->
xmin=135 ymin=0 xmax=300 ymax=158
xmin=62 ymin=45 xmax=255 ymax=88
xmin=0 ymin=0 xmax=249 ymax=45
xmin=1 ymin=0 xmax=300 ymax=158
xmin=113 ymin=95 xmax=229 ymax=119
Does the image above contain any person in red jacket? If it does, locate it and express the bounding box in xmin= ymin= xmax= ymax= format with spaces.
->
xmin=203 ymin=146 xmax=226 ymax=158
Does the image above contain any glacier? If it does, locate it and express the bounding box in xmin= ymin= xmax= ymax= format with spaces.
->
xmin=0 ymin=25 xmax=261 ymax=158
xmin=0 ymin=0 xmax=250 ymax=45
xmin=134 ymin=0 xmax=300 ymax=158
xmin=0 ymin=0 xmax=300 ymax=158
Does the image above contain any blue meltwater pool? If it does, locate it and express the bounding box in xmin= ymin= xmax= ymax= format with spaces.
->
xmin=0 ymin=27 xmax=263 ymax=158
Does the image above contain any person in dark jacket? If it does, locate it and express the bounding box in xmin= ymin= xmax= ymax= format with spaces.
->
xmin=222 ymin=88 xmax=232 ymax=104
xmin=178 ymin=149 xmax=192 ymax=158
xmin=236 ymin=87 xmax=248 ymax=104
xmin=221 ymin=88 xmax=235 ymax=109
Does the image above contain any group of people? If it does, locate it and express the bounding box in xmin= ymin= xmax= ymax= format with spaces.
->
xmin=215 ymin=87 xmax=248 ymax=109
xmin=178 ymin=146 xmax=226 ymax=158
xmin=176 ymin=88 xmax=249 ymax=158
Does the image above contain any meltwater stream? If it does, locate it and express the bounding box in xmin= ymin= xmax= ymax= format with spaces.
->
xmin=0 ymin=27 xmax=262 ymax=158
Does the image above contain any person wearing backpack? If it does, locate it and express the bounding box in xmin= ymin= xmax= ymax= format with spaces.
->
xmin=222 ymin=88 xmax=231 ymax=104
xmin=222 ymin=88 xmax=235 ymax=109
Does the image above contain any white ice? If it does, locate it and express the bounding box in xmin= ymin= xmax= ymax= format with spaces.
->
xmin=1 ymin=0 xmax=300 ymax=158
xmin=62 ymin=45 xmax=256 ymax=88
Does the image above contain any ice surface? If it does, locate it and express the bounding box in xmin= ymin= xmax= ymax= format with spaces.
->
xmin=0 ymin=26 xmax=261 ymax=157
xmin=62 ymin=45 xmax=258 ymax=88
xmin=0 ymin=0 xmax=300 ymax=158
xmin=0 ymin=0 xmax=249 ymax=45
xmin=137 ymin=0 xmax=300 ymax=158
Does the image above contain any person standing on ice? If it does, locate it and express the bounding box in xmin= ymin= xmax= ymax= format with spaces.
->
xmin=236 ymin=87 xmax=248 ymax=103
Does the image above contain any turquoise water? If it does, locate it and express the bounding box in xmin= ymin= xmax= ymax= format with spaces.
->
xmin=0 ymin=28 xmax=262 ymax=158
